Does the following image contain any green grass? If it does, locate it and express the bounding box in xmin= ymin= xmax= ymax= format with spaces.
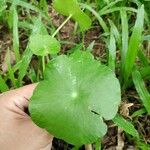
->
xmin=123 ymin=5 xmax=144 ymax=87
xmin=0 ymin=74 xmax=9 ymax=92
xmin=108 ymin=26 xmax=116 ymax=71
xmin=12 ymin=6 xmax=20 ymax=62
xmin=133 ymin=68 xmax=150 ymax=114
xmin=113 ymin=114 xmax=139 ymax=139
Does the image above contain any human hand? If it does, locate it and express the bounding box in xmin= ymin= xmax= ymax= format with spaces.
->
xmin=0 ymin=84 xmax=53 ymax=150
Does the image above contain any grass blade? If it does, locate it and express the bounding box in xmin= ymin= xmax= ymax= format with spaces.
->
xmin=39 ymin=0 xmax=48 ymax=13
xmin=137 ymin=141 xmax=150 ymax=150
xmin=113 ymin=114 xmax=139 ymax=138
xmin=132 ymin=69 xmax=150 ymax=114
xmin=108 ymin=27 xmax=116 ymax=71
xmin=100 ymin=0 xmax=122 ymax=13
xmin=0 ymin=0 xmax=6 ymax=15
xmin=0 ymin=74 xmax=9 ymax=92
xmin=18 ymin=48 xmax=33 ymax=86
xmin=138 ymin=49 xmax=149 ymax=67
xmin=108 ymin=19 xmax=121 ymax=47
xmin=95 ymin=139 xmax=101 ymax=150
xmin=28 ymin=67 xmax=37 ymax=83
xmin=13 ymin=6 xmax=20 ymax=62
xmin=16 ymin=1 xmax=53 ymax=26
xmin=17 ymin=1 xmax=39 ymax=12
xmin=131 ymin=108 xmax=146 ymax=118
xmin=140 ymin=66 xmax=150 ymax=80
xmin=99 ymin=7 xmax=137 ymax=16
xmin=124 ymin=5 xmax=144 ymax=85
xmin=121 ymin=66 xmax=150 ymax=89
xmin=120 ymin=9 xmax=128 ymax=72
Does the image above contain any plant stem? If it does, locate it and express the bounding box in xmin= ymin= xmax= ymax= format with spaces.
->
xmin=85 ymin=144 xmax=93 ymax=150
xmin=42 ymin=56 xmax=45 ymax=72
xmin=52 ymin=14 xmax=72 ymax=38
xmin=95 ymin=139 xmax=101 ymax=150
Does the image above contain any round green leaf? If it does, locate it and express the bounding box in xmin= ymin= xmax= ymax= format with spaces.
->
xmin=29 ymin=34 xmax=60 ymax=56
xmin=53 ymin=0 xmax=91 ymax=31
xmin=29 ymin=51 xmax=121 ymax=145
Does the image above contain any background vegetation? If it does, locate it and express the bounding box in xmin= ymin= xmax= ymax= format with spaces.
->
xmin=0 ymin=0 xmax=150 ymax=149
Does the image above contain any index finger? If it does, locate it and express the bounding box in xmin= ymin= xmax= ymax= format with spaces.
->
xmin=14 ymin=83 xmax=38 ymax=100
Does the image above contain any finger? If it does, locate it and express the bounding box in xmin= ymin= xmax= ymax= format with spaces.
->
xmin=0 ymin=84 xmax=38 ymax=114
xmin=40 ymin=143 xmax=53 ymax=150
xmin=12 ymin=84 xmax=38 ymax=112
xmin=14 ymin=83 xmax=38 ymax=100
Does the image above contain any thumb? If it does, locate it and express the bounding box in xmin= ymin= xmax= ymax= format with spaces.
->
xmin=14 ymin=83 xmax=38 ymax=99
xmin=0 ymin=84 xmax=37 ymax=113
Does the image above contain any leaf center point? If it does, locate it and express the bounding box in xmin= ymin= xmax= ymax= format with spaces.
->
xmin=71 ymin=91 xmax=78 ymax=99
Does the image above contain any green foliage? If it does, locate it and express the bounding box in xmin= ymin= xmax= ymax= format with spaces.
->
xmin=137 ymin=141 xmax=150 ymax=150
xmin=29 ymin=34 xmax=60 ymax=56
xmin=0 ymin=0 xmax=6 ymax=16
xmin=132 ymin=69 xmax=150 ymax=114
xmin=80 ymin=3 xmax=109 ymax=33
xmin=0 ymin=74 xmax=9 ymax=92
xmin=18 ymin=48 xmax=33 ymax=86
xmin=138 ymin=49 xmax=149 ymax=67
xmin=0 ymin=0 xmax=150 ymax=148
xmin=39 ymin=0 xmax=48 ymax=13
xmin=12 ymin=6 xmax=20 ymax=62
xmin=113 ymin=114 xmax=139 ymax=138
xmin=140 ymin=66 xmax=150 ymax=80
xmin=120 ymin=9 xmax=128 ymax=73
xmin=29 ymin=51 xmax=121 ymax=146
xmin=136 ymin=0 xmax=150 ymax=21
xmin=53 ymin=0 xmax=91 ymax=31
xmin=108 ymin=26 xmax=116 ymax=71
xmin=131 ymin=108 xmax=146 ymax=118
xmin=123 ymin=5 xmax=144 ymax=86
xmin=31 ymin=17 xmax=48 ymax=35
xmin=108 ymin=19 xmax=121 ymax=47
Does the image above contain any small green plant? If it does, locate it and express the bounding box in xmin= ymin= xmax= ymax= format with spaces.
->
xmin=53 ymin=0 xmax=92 ymax=31
xmin=26 ymin=2 xmax=121 ymax=146
xmin=29 ymin=34 xmax=60 ymax=56
xmin=29 ymin=50 xmax=121 ymax=146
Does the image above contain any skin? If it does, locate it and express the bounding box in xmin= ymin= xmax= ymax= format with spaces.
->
xmin=0 ymin=84 xmax=53 ymax=150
